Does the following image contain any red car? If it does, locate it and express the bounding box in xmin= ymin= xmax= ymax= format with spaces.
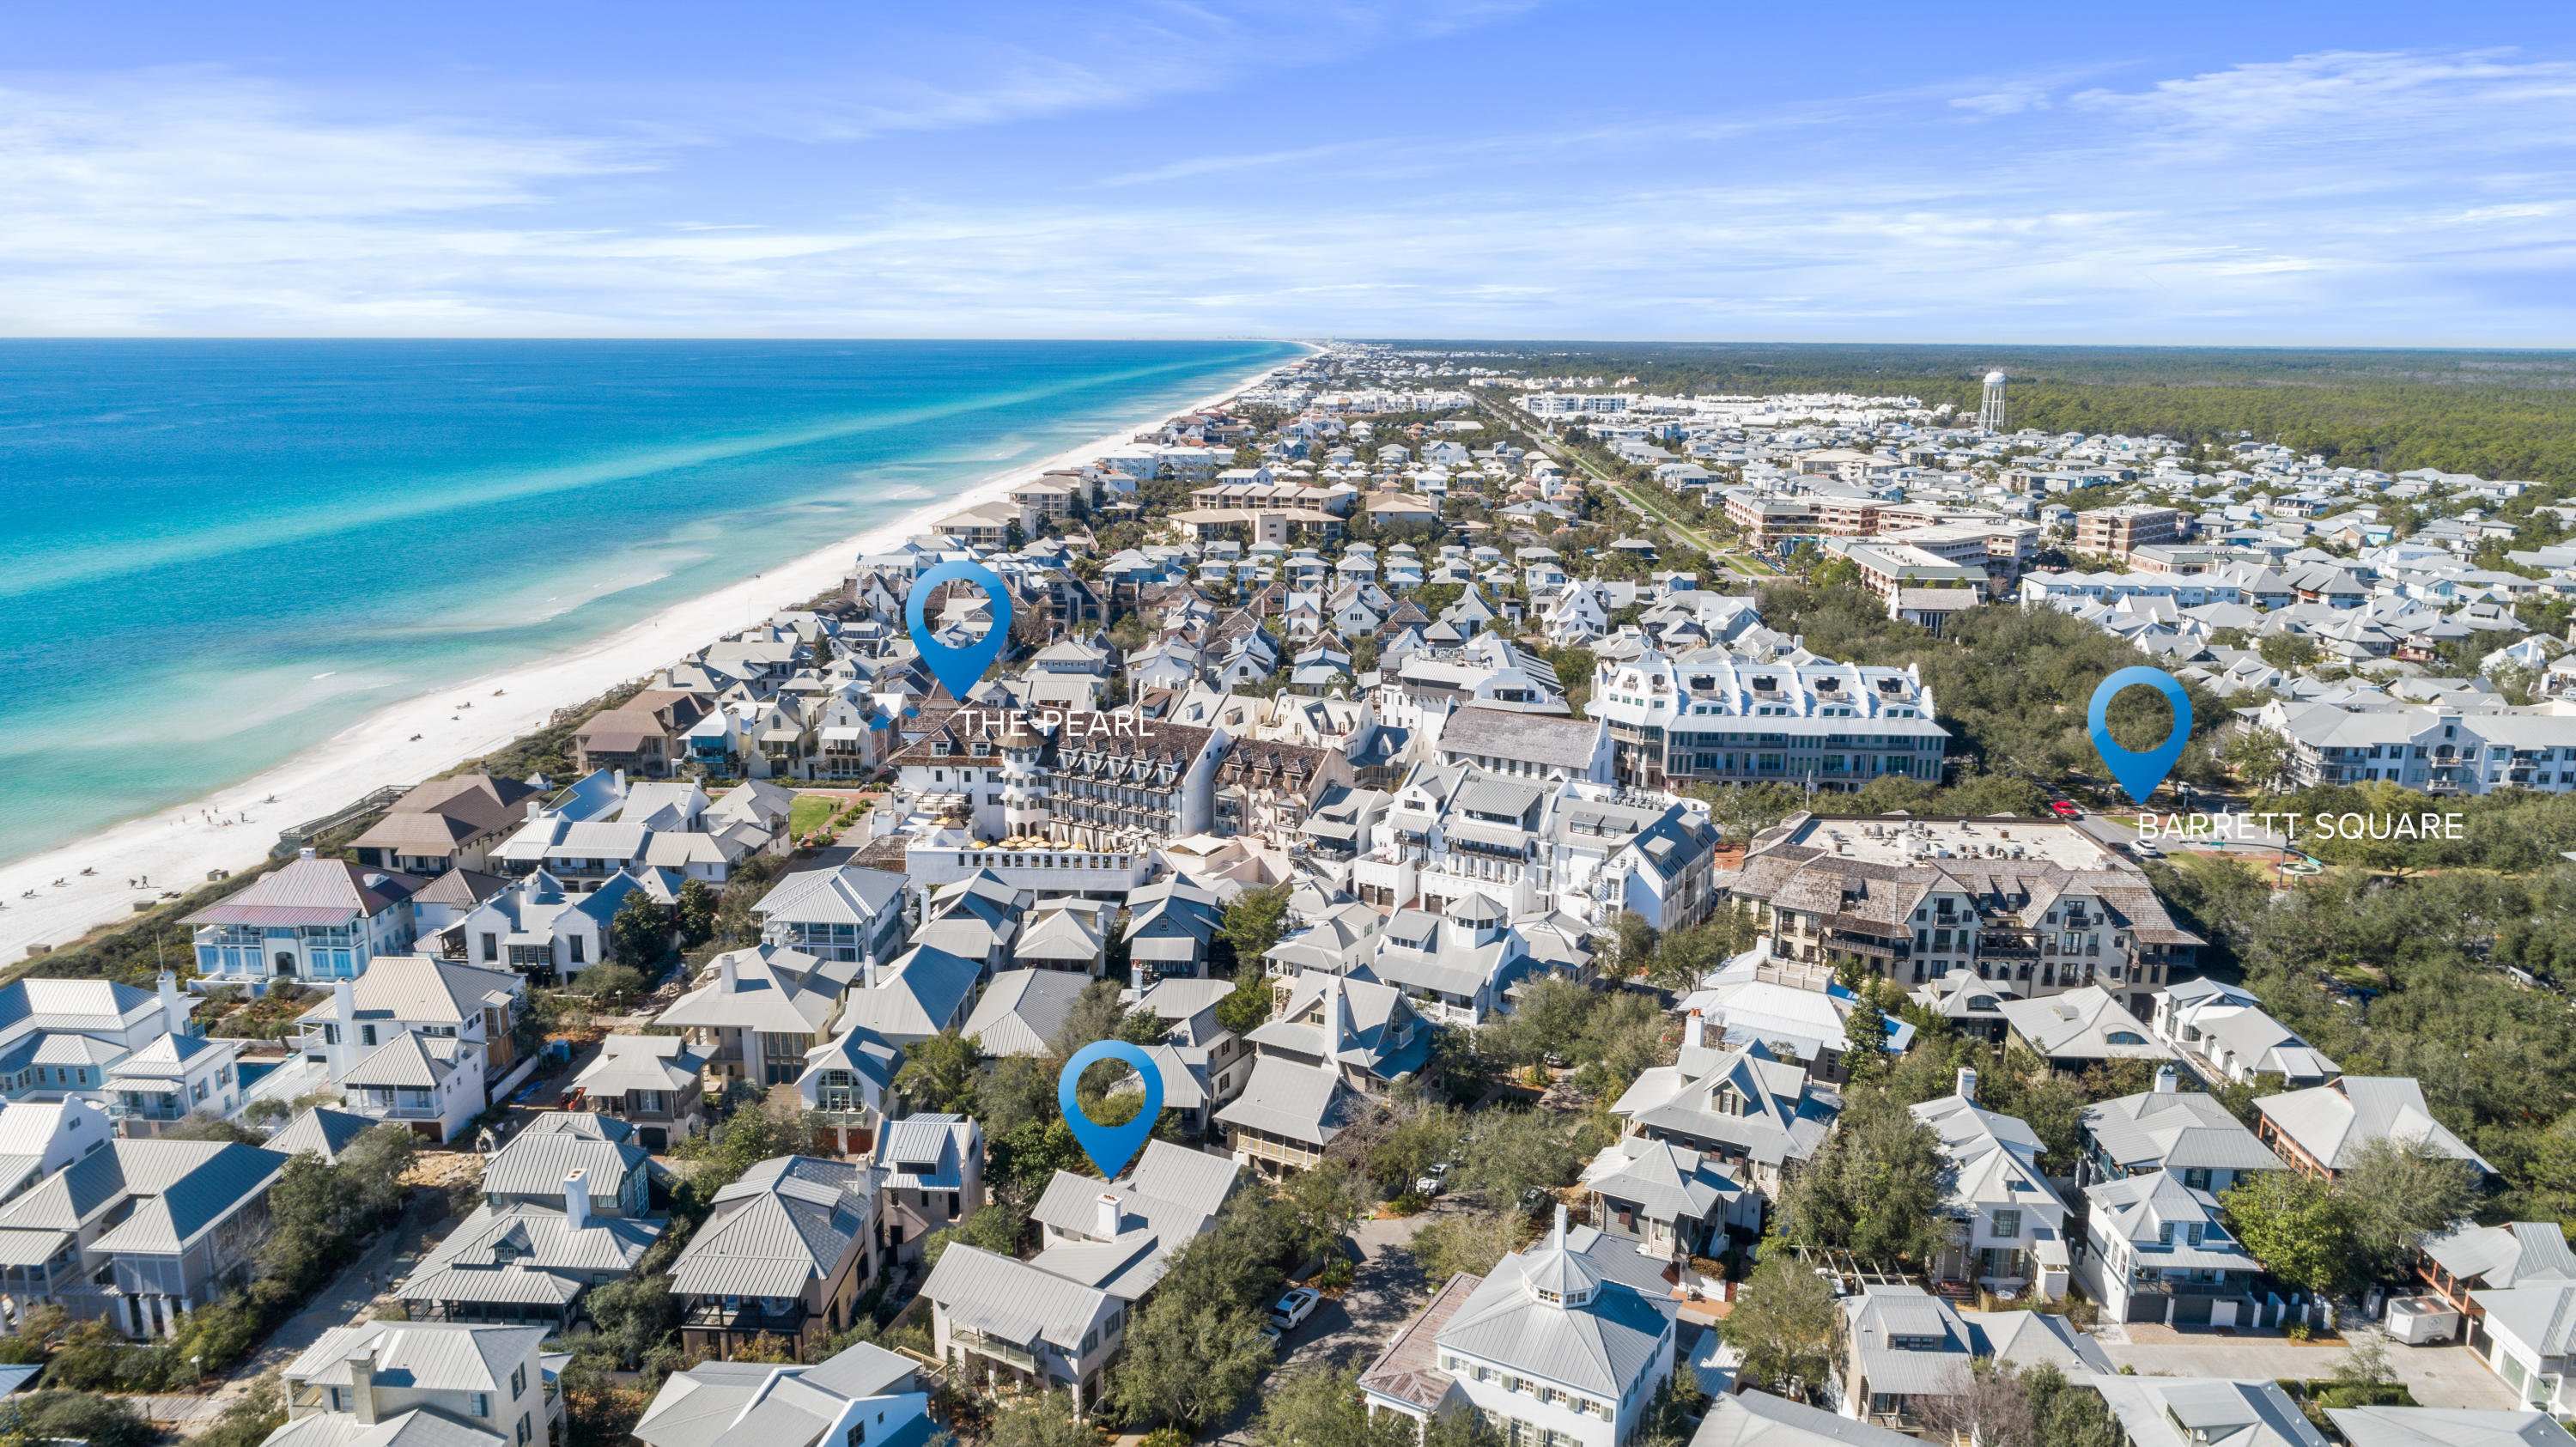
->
xmin=2047 ymin=799 xmax=2081 ymax=819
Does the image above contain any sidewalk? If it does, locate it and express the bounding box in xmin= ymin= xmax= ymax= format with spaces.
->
xmin=176 ymin=1202 xmax=456 ymax=1427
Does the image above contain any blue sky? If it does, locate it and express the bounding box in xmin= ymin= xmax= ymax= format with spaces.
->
xmin=4 ymin=1 xmax=2572 ymax=342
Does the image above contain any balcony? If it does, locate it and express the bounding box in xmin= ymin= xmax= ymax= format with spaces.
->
xmin=683 ymin=1299 xmax=810 ymax=1335
xmin=108 ymin=1093 xmax=187 ymax=1123
xmin=951 ymin=1328 xmax=1039 ymax=1373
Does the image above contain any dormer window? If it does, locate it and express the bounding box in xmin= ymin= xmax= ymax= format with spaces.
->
xmin=932 ymin=740 xmax=952 ymax=757
xmin=972 ymin=740 xmax=992 ymax=757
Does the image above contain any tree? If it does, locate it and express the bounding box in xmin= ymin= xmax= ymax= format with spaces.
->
xmin=676 ymin=879 xmax=720 ymax=949
xmin=164 ymin=1112 xmax=268 ymax=1144
xmin=2219 ymin=1170 xmax=2351 ymax=1295
xmin=2258 ymin=632 xmax=2321 ymax=671
xmin=1251 ymin=1364 xmax=1418 ymax=1447
xmin=337 ymin=1122 xmax=421 ymax=1220
xmin=2338 ymin=1137 xmax=2480 ymax=1281
xmin=1720 ymin=1251 xmax=1840 ymax=1400
xmin=581 ymin=1274 xmax=677 ymax=1368
xmin=987 ymin=1394 xmax=1099 ymax=1447
xmin=609 ymin=890 xmax=671 ymax=967
xmin=191 ymin=1375 xmax=288 ymax=1447
xmin=1839 ymin=994 xmax=1892 ymax=1089
xmin=1450 ymin=1109 xmax=1578 ymax=1210
xmin=1113 ymin=1296 xmax=1274 ymax=1430
xmin=1369 ymin=1102 xmax=1465 ymax=1197
xmin=1215 ymin=968 xmax=1274 ymax=1035
xmin=1596 ymin=912 xmax=1661 ymax=981
xmin=13 ymin=1394 xmax=152 ymax=1447
xmin=981 ymin=1053 xmax=1063 ymax=1138
xmin=2221 ymin=727 xmax=2293 ymax=792
xmin=1917 ymin=1362 xmax=2038 ymax=1447
xmin=573 ymin=963 xmax=650 ymax=1008
xmin=895 ymin=1030 xmax=981 ymax=1116
xmin=1219 ymin=885 xmax=1293 ymax=970
xmin=1775 ymin=1091 xmax=1948 ymax=1265
xmin=1050 ymin=979 xmax=1133 ymax=1058
xmin=1281 ymin=1159 xmax=1370 ymax=1258
xmin=1410 ymin=1209 xmax=1529 ymax=1281
xmin=922 ymin=1190 xmax=1030 ymax=1272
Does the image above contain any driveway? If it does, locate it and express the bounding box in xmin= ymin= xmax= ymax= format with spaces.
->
xmin=1208 ymin=1200 xmax=1461 ymax=1444
xmin=2093 ymin=1325 xmax=2518 ymax=1409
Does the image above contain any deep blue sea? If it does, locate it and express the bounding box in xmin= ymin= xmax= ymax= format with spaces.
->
xmin=0 ymin=339 xmax=1298 ymax=865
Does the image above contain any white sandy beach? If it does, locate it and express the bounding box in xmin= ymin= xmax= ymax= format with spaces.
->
xmin=0 ymin=356 xmax=1296 ymax=966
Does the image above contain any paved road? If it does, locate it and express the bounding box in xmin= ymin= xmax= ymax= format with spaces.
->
xmin=166 ymin=1204 xmax=459 ymax=1432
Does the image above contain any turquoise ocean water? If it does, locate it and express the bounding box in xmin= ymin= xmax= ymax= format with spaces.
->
xmin=0 ymin=339 xmax=1298 ymax=865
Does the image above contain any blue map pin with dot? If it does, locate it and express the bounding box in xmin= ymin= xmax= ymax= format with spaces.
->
xmin=2088 ymin=666 xmax=2192 ymax=804
xmin=906 ymin=560 xmax=1012 ymax=702
xmin=1059 ymin=1040 xmax=1163 ymax=1179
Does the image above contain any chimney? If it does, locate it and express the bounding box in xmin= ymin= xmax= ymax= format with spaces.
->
xmin=2154 ymin=1062 xmax=2178 ymax=1095
xmin=1956 ymin=1067 xmax=1978 ymax=1104
xmin=158 ymin=971 xmax=185 ymax=1039
xmin=332 ymin=978 xmax=357 ymax=1077
xmin=613 ymin=768 xmax=627 ymax=792
xmin=1683 ymin=1009 xmax=1705 ymax=1050
xmin=299 ymin=847 xmax=317 ymax=860
xmin=1326 ymin=975 xmax=1352 ymax=1051
xmin=349 ymin=1348 xmax=380 ymax=1426
xmin=719 ymin=955 xmax=738 ymax=994
xmin=565 ymin=1170 xmax=591 ymax=1231
xmin=1552 ymin=1202 xmax=1568 ymax=1247
xmin=1096 ymin=1193 xmax=1121 ymax=1240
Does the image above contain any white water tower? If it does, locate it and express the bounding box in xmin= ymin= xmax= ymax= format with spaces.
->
xmin=1978 ymin=370 xmax=2008 ymax=433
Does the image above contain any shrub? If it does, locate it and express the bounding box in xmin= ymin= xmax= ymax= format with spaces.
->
xmin=1318 ymin=1259 xmax=1355 ymax=1292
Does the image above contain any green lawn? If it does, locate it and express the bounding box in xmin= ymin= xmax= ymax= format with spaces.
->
xmin=788 ymin=793 xmax=839 ymax=838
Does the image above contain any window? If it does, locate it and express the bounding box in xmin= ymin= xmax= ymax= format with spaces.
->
xmin=330 ymin=1389 xmax=345 ymax=1413
xmin=361 ymin=1025 xmax=378 ymax=1047
xmin=518 ymin=1414 xmax=532 ymax=1445
xmin=471 ymin=1394 xmax=490 ymax=1419
xmin=1993 ymin=1209 xmax=2020 ymax=1239
xmin=512 ymin=1364 xmax=526 ymax=1400
xmin=482 ymin=933 xmax=499 ymax=962
xmin=848 ymin=1428 xmax=865 ymax=1447
xmin=569 ymin=936 xmax=585 ymax=964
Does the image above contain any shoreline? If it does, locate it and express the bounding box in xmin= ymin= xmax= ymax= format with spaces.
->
xmin=0 ymin=350 xmax=1302 ymax=964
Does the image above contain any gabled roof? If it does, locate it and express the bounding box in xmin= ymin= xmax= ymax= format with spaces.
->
xmin=922 ymin=1243 xmax=1113 ymax=1353
xmin=286 ymin=1321 xmax=545 ymax=1393
xmin=481 ymin=1128 xmax=649 ymax=1202
xmin=2254 ymin=1077 xmax=2494 ymax=1174
xmin=341 ymin=1031 xmax=462 ymax=1090
xmin=657 ymin=946 xmax=841 ymax=1035
xmin=2423 ymin=1222 xmax=2576 ymax=1292
xmin=755 ymin=867 xmax=908 ymax=927
xmin=2328 ymin=1408 xmax=2576 ymax=1447
xmin=960 ymin=971 xmax=1092 ymax=1057
xmin=185 ymin=854 xmax=423 ymax=927
xmin=671 ymin=1156 xmax=881 ymax=1300
xmin=267 ymin=1106 xmax=384 ymax=1164
xmin=298 ymin=956 xmax=520 ymax=1028
xmin=2081 ymin=1087 xmax=2279 ymax=1174
xmin=1689 ymin=1389 xmax=1920 ymax=1447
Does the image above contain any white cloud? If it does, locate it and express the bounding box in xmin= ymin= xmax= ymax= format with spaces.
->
xmin=3 ymin=44 xmax=2576 ymax=341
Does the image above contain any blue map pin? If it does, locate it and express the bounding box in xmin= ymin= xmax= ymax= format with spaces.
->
xmin=2088 ymin=666 xmax=2192 ymax=804
xmin=906 ymin=560 xmax=1013 ymax=702
xmin=1059 ymin=1039 xmax=1163 ymax=1179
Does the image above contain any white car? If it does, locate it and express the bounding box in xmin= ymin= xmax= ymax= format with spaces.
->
xmin=1413 ymin=1162 xmax=1450 ymax=1196
xmin=1273 ymin=1286 xmax=1321 ymax=1331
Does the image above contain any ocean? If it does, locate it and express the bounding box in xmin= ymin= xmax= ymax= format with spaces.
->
xmin=0 ymin=339 xmax=1299 ymax=865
